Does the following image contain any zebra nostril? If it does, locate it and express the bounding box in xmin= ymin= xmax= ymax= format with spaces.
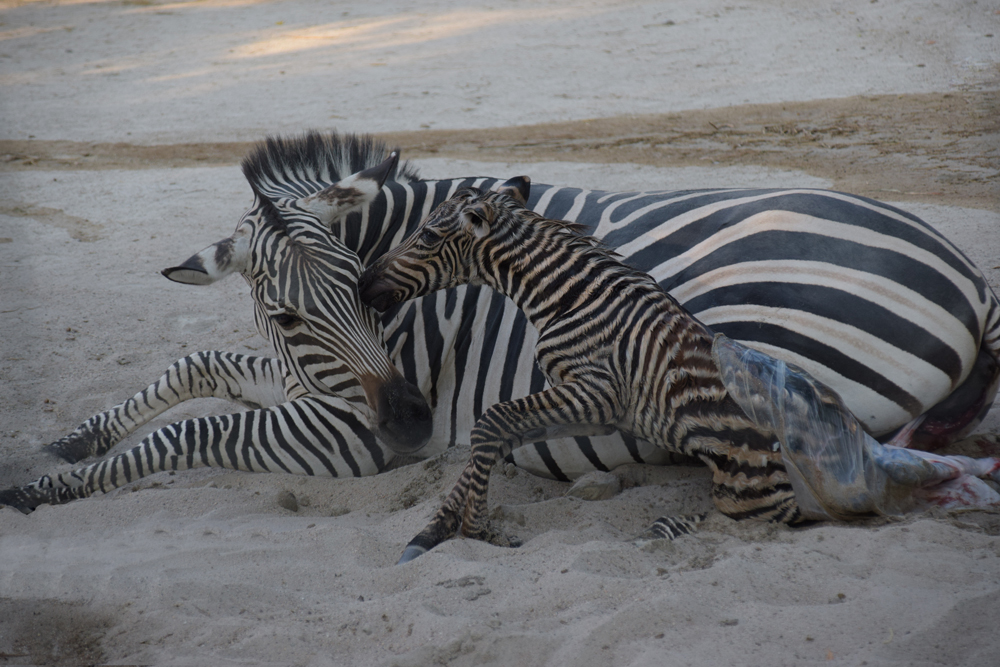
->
xmin=375 ymin=376 xmax=433 ymax=454
xmin=358 ymin=272 xmax=391 ymax=309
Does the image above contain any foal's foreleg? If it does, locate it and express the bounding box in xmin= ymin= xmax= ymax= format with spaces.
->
xmin=398 ymin=383 xmax=617 ymax=563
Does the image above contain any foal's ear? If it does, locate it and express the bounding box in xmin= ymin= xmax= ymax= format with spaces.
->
xmin=495 ymin=175 xmax=530 ymax=205
xmin=462 ymin=201 xmax=495 ymax=239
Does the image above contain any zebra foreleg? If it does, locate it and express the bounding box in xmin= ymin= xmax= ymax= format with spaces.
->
xmin=397 ymin=384 xmax=618 ymax=564
xmin=45 ymin=352 xmax=288 ymax=463
xmin=2 ymin=396 xmax=386 ymax=514
xmin=396 ymin=437 xmax=523 ymax=564
xmin=397 ymin=462 xmax=477 ymax=563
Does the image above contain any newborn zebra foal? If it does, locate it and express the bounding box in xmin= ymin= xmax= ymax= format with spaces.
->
xmin=360 ymin=181 xmax=1000 ymax=563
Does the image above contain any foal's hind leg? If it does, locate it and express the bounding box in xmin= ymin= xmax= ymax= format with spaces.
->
xmin=633 ymin=514 xmax=708 ymax=545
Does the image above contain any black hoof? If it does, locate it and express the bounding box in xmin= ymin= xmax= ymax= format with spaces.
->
xmin=397 ymin=545 xmax=427 ymax=564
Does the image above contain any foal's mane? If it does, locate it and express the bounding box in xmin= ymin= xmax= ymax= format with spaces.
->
xmin=488 ymin=190 xmax=623 ymax=263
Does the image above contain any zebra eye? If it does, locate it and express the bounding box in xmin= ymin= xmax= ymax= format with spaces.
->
xmin=272 ymin=312 xmax=299 ymax=328
xmin=419 ymin=228 xmax=439 ymax=245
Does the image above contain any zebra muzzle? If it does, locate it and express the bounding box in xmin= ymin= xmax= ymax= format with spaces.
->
xmin=366 ymin=374 xmax=433 ymax=454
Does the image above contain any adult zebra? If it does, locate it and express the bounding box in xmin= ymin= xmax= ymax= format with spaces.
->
xmin=3 ymin=131 xmax=997 ymax=510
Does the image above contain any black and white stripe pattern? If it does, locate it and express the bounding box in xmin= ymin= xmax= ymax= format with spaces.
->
xmin=637 ymin=514 xmax=708 ymax=543
xmin=355 ymin=174 xmax=998 ymax=477
xmin=361 ymin=186 xmax=1000 ymax=562
xmin=5 ymin=131 xmax=997 ymax=511
xmin=360 ymin=185 xmax=805 ymax=560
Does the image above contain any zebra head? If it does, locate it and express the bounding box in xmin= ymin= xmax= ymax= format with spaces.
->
xmin=162 ymin=139 xmax=432 ymax=455
xmin=359 ymin=177 xmax=532 ymax=312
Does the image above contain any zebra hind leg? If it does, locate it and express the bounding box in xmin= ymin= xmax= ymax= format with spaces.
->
xmin=887 ymin=346 xmax=1000 ymax=450
xmin=633 ymin=513 xmax=707 ymax=546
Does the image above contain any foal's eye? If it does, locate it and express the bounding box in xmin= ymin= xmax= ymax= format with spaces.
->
xmin=419 ymin=228 xmax=439 ymax=244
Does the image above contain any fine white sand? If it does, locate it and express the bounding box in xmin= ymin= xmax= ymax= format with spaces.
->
xmin=1 ymin=1 xmax=999 ymax=665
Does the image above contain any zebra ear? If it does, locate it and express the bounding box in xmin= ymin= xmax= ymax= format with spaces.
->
xmin=495 ymin=175 xmax=530 ymax=205
xmin=162 ymin=232 xmax=251 ymax=285
xmin=462 ymin=202 xmax=494 ymax=239
xmin=296 ymin=151 xmax=398 ymax=226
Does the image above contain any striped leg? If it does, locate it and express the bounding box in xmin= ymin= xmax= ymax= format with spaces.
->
xmin=887 ymin=345 xmax=1000 ymax=450
xmin=1 ymin=395 xmax=387 ymax=513
xmin=45 ymin=352 xmax=289 ymax=463
xmin=635 ymin=513 xmax=708 ymax=543
xmin=398 ymin=384 xmax=618 ymax=563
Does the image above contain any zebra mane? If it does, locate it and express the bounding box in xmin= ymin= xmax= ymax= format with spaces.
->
xmin=241 ymin=131 xmax=420 ymax=202
xmin=540 ymin=216 xmax=624 ymax=263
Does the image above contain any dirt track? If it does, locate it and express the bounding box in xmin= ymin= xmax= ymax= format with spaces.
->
xmin=3 ymin=91 xmax=997 ymax=211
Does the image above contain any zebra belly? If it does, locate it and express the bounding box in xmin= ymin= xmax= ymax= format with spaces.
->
xmin=508 ymin=433 xmax=677 ymax=481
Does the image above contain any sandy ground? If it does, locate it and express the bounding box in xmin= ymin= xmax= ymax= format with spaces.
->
xmin=1 ymin=1 xmax=999 ymax=665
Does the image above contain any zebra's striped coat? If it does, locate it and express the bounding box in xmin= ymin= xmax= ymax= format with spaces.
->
xmin=4 ymin=132 xmax=997 ymax=511
xmin=361 ymin=185 xmax=798 ymax=559
xmin=358 ymin=178 xmax=999 ymax=480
